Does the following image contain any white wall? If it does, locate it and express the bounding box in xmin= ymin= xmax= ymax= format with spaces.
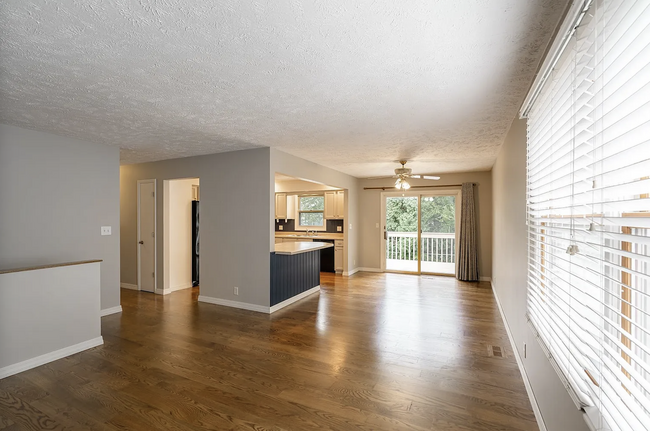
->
xmin=492 ymin=118 xmax=589 ymax=431
xmin=166 ymin=178 xmax=199 ymax=292
xmin=0 ymin=124 xmax=121 ymax=311
xmin=358 ymin=171 xmax=492 ymax=277
xmin=269 ymin=149 xmax=360 ymax=273
xmin=121 ymin=148 xmax=271 ymax=307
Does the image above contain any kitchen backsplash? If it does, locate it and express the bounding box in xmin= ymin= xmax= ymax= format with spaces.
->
xmin=275 ymin=219 xmax=343 ymax=233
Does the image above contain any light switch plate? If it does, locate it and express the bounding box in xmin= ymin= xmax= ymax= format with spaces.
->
xmin=279 ymin=225 xmax=283 ymax=230
xmin=101 ymin=226 xmax=112 ymax=236
xmin=336 ymin=226 xmax=342 ymax=232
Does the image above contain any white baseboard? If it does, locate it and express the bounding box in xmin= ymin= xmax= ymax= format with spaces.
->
xmin=0 ymin=336 xmax=104 ymax=379
xmin=269 ymin=286 xmax=320 ymax=313
xmin=198 ymin=295 xmax=269 ymax=313
xmin=480 ymin=276 xmax=492 ymax=282
xmin=357 ymin=267 xmax=383 ymax=273
xmin=342 ymin=268 xmax=359 ymax=277
xmin=491 ymin=281 xmax=546 ymax=431
xmin=120 ymin=282 xmax=138 ymax=290
xmin=168 ymin=283 xmax=193 ymax=293
xmin=100 ymin=305 xmax=122 ymax=317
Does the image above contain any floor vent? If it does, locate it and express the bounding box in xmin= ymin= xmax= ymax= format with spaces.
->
xmin=487 ymin=345 xmax=504 ymax=358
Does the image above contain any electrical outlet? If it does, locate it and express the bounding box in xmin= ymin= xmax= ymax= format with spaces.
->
xmin=279 ymin=225 xmax=283 ymax=230
xmin=349 ymin=223 xmax=352 ymax=230
xmin=336 ymin=226 xmax=342 ymax=232
xmin=234 ymin=286 xmax=239 ymax=295
xmin=101 ymin=226 xmax=112 ymax=236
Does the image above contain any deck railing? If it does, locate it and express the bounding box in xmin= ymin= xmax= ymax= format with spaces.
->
xmin=386 ymin=232 xmax=455 ymax=263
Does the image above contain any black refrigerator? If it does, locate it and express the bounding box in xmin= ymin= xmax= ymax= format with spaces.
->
xmin=192 ymin=200 xmax=200 ymax=286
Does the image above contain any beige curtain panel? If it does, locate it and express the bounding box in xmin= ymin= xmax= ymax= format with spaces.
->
xmin=456 ymin=182 xmax=479 ymax=281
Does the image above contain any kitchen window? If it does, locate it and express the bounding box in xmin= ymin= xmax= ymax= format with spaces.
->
xmin=298 ymin=195 xmax=325 ymax=229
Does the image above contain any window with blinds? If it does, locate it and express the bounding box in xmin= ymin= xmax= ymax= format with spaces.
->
xmin=524 ymin=0 xmax=650 ymax=430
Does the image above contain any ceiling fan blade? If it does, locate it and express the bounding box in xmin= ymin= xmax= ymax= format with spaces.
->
xmin=410 ymin=175 xmax=440 ymax=180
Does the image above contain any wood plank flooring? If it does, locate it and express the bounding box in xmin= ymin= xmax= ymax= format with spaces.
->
xmin=0 ymin=272 xmax=537 ymax=430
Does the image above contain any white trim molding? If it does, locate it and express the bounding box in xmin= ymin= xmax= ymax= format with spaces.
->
xmin=198 ymin=295 xmax=269 ymax=314
xmin=491 ymin=281 xmax=547 ymax=431
xmin=343 ymin=268 xmax=359 ymax=277
xmin=120 ymin=282 xmax=138 ymax=290
xmin=269 ymin=286 xmax=320 ymax=313
xmin=100 ymin=305 xmax=123 ymax=317
xmin=357 ymin=267 xmax=383 ymax=273
xmin=480 ymin=276 xmax=492 ymax=282
xmin=0 ymin=337 xmax=104 ymax=379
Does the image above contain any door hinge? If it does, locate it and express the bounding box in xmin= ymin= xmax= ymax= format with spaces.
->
xmin=152 ymin=191 xmax=155 ymax=197
xmin=151 ymin=232 xmax=155 ymax=237
xmin=152 ymin=272 xmax=155 ymax=277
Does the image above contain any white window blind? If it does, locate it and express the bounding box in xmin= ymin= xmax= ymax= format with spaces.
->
xmin=525 ymin=1 xmax=650 ymax=430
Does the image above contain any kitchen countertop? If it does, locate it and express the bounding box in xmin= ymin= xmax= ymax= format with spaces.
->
xmin=274 ymin=241 xmax=334 ymax=255
xmin=275 ymin=232 xmax=343 ymax=240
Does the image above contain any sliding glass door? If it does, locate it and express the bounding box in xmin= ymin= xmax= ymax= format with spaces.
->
xmin=383 ymin=192 xmax=458 ymax=275
xmin=420 ymin=195 xmax=456 ymax=275
xmin=385 ymin=196 xmax=419 ymax=272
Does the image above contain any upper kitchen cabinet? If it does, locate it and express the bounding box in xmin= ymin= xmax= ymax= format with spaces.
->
xmin=275 ymin=193 xmax=287 ymax=219
xmin=275 ymin=193 xmax=296 ymax=220
xmin=324 ymin=191 xmax=345 ymax=219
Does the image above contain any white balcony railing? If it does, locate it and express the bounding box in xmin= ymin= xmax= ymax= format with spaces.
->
xmin=386 ymin=232 xmax=455 ymax=263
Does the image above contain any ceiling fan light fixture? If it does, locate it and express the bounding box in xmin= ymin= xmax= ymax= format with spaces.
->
xmin=395 ymin=177 xmax=411 ymax=190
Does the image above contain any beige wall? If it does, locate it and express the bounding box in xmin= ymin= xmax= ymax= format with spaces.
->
xmin=120 ymin=148 xmax=271 ymax=307
xmin=166 ymin=178 xmax=199 ymax=292
xmin=275 ymin=179 xmax=338 ymax=193
xmin=358 ymin=171 xmax=492 ymax=278
xmin=492 ymin=118 xmax=588 ymax=431
xmin=0 ymin=124 xmax=121 ymax=311
xmin=270 ymin=149 xmax=360 ymax=274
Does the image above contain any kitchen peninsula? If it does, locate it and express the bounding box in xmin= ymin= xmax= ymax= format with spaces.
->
xmin=270 ymin=241 xmax=333 ymax=312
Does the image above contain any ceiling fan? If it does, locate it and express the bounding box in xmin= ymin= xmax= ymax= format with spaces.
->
xmin=368 ymin=160 xmax=440 ymax=190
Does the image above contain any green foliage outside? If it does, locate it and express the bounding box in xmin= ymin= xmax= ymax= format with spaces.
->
xmin=386 ymin=196 xmax=455 ymax=233
xmin=299 ymin=196 xmax=325 ymax=226
xmin=299 ymin=196 xmax=324 ymax=211
xmin=385 ymin=196 xmax=456 ymax=263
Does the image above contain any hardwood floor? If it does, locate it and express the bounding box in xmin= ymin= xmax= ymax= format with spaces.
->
xmin=0 ymin=272 xmax=537 ymax=430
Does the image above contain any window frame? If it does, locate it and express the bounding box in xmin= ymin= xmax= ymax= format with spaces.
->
xmin=295 ymin=194 xmax=326 ymax=231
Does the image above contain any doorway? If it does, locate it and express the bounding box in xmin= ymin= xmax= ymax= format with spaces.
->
xmin=163 ymin=178 xmax=200 ymax=293
xmin=381 ymin=191 xmax=460 ymax=275
xmin=137 ymin=179 xmax=156 ymax=292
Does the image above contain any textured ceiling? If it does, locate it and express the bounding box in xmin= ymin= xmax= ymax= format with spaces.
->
xmin=0 ymin=0 xmax=566 ymax=177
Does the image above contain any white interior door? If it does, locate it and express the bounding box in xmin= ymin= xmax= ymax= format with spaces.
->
xmin=138 ymin=180 xmax=156 ymax=292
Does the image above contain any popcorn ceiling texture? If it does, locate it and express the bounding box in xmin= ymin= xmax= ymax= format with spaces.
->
xmin=0 ymin=0 xmax=566 ymax=177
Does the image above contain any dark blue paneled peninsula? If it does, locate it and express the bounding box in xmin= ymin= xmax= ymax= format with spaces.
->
xmin=270 ymin=242 xmax=333 ymax=309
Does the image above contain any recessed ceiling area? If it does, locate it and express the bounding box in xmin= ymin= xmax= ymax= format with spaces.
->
xmin=0 ymin=0 xmax=566 ymax=178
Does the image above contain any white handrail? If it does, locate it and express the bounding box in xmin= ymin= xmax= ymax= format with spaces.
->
xmin=386 ymin=232 xmax=455 ymax=263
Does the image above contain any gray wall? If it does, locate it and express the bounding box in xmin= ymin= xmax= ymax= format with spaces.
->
xmin=492 ymin=118 xmax=588 ymax=431
xmin=120 ymin=148 xmax=271 ymax=307
xmin=0 ymin=124 xmax=121 ymax=311
xmin=358 ymin=171 xmax=493 ymax=277
xmin=270 ymin=149 xmax=360 ymax=273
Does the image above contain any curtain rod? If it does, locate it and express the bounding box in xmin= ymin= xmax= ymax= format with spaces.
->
xmin=363 ymin=183 xmax=475 ymax=191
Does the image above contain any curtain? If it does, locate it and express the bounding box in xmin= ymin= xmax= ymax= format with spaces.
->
xmin=456 ymin=182 xmax=479 ymax=281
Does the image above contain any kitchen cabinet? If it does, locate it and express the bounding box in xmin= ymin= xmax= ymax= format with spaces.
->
xmin=275 ymin=193 xmax=297 ymax=220
xmin=324 ymin=191 xmax=345 ymax=219
xmin=275 ymin=238 xmax=283 ymax=244
xmin=275 ymin=193 xmax=287 ymax=219
xmin=334 ymin=240 xmax=344 ymax=273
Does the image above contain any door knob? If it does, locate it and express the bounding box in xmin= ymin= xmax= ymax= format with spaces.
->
xmin=139 ymin=241 xmax=144 ymax=244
